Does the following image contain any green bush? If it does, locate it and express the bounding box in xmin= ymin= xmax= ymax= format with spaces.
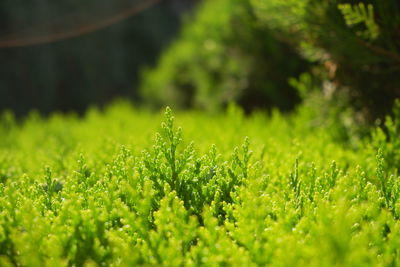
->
xmin=140 ymin=0 xmax=309 ymax=112
xmin=0 ymin=103 xmax=400 ymax=265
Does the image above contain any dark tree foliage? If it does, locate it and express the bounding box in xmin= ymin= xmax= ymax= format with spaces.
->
xmin=305 ymin=0 xmax=400 ymax=120
xmin=252 ymin=0 xmax=400 ymax=120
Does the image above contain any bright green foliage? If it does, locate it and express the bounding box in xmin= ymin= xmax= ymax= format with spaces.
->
xmin=1 ymin=102 xmax=400 ymax=265
xmin=368 ymin=100 xmax=400 ymax=172
xmin=338 ymin=3 xmax=380 ymax=40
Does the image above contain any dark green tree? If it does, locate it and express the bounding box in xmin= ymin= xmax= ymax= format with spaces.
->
xmin=252 ymin=0 xmax=400 ymax=120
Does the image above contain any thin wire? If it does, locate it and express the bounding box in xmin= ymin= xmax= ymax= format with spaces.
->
xmin=0 ymin=0 xmax=160 ymax=48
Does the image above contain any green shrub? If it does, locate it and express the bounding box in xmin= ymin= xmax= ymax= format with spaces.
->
xmin=0 ymin=103 xmax=400 ymax=265
xmin=368 ymin=99 xmax=400 ymax=174
xmin=140 ymin=0 xmax=309 ymax=112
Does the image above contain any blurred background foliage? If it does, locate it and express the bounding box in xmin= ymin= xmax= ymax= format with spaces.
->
xmin=140 ymin=0 xmax=309 ymax=112
xmin=141 ymin=0 xmax=400 ymax=122
xmin=0 ymin=0 xmax=197 ymax=116
xmin=1 ymin=0 xmax=400 ymax=124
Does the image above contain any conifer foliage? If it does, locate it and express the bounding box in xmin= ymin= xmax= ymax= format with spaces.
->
xmin=1 ymin=104 xmax=400 ymax=265
xmin=253 ymin=0 xmax=400 ymax=119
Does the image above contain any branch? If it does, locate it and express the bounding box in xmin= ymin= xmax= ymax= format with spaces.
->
xmin=356 ymin=38 xmax=400 ymax=63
